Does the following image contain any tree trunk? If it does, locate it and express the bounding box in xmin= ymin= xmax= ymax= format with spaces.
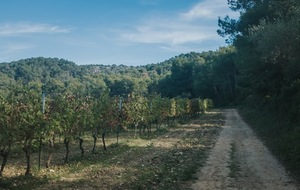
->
xmin=79 ymin=138 xmax=84 ymax=156
xmin=135 ymin=123 xmax=138 ymax=138
xmin=116 ymin=125 xmax=119 ymax=144
xmin=139 ymin=123 xmax=142 ymax=135
xmin=102 ymin=128 xmax=107 ymax=151
xmin=23 ymin=141 xmax=32 ymax=176
xmin=227 ymin=72 xmax=234 ymax=96
xmin=0 ymin=146 xmax=10 ymax=176
xmin=143 ymin=123 xmax=146 ymax=133
xmin=46 ymin=138 xmax=54 ymax=168
xmin=38 ymin=137 xmax=42 ymax=170
xmin=233 ymin=69 xmax=237 ymax=88
xmin=64 ymin=138 xmax=70 ymax=164
xmin=92 ymin=134 xmax=97 ymax=154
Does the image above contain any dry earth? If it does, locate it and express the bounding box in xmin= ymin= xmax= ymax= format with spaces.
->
xmin=191 ymin=109 xmax=299 ymax=190
xmin=2 ymin=109 xmax=299 ymax=190
xmin=0 ymin=110 xmax=223 ymax=189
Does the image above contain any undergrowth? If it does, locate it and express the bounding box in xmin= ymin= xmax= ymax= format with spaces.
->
xmin=239 ymin=107 xmax=300 ymax=183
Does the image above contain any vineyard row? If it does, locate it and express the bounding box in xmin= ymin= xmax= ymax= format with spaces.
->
xmin=0 ymin=88 xmax=212 ymax=176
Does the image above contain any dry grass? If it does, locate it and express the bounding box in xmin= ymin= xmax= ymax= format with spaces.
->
xmin=0 ymin=110 xmax=225 ymax=190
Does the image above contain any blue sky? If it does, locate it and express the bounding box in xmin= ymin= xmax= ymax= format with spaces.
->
xmin=0 ymin=0 xmax=238 ymax=66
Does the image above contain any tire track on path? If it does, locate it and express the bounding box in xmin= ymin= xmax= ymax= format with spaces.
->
xmin=191 ymin=109 xmax=298 ymax=190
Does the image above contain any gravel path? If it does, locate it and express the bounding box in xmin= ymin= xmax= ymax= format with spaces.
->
xmin=191 ymin=109 xmax=299 ymax=190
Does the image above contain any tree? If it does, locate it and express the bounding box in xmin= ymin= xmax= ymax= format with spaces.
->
xmin=53 ymin=94 xmax=78 ymax=164
xmin=126 ymin=93 xmax=149 ymax=136
xmin=92 ymin=91 xmax=116 ymax=151
xmin=0 ymin=94 xmax=18 ymax=176
xmin=18 ymin=87 xmax=44 ymax=176
xmin=75 ymin=96 xmax=93 ymax=156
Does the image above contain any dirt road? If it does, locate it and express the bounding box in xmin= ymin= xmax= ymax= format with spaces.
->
xmin=191 ymin=109 xmax=299 ymax=190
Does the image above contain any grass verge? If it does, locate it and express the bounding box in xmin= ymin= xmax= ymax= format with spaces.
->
xmin=227 ymin=142 xmax=240 ymax=178
xmin=238 ymin=107 xmax=300 ymax=183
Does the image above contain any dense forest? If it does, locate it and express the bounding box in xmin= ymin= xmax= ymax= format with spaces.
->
xmin=217 ymin=0 xmax=300 ymax=179
xmin=0 ymin=0 xmax=299 ymax=181
xmin=0 ymin=47 xmax=236 ymax=105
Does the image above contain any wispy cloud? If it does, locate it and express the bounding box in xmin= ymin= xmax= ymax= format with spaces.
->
xmin=0 ymin=23 xmax=72 ymax=36
xmin=180 ymin=0 xmax=239 ymax=20
xmin=3 ymin=43 xmax=34 ymax=53
xmin=0 ymin=43 xmax=34 ymax=62
xmin=121 ymin=21 xmax=217 ymax=45
xmin=119 ymin=0 xmax=236 ymax=48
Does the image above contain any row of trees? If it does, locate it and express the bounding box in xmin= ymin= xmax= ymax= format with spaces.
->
xmin=156 ymin=48 xmax=237 ymax=105
xmin=218 ymin=0 xmax=300 ymax=117
xmin=0 ymin=84 xmax=212 ymax=176
xmin=217 ymin=0 xmax=300 ymax=179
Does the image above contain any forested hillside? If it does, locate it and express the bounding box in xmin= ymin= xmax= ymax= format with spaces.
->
xmin=0 ymin=57 xmax=168 ymax=97
xmin=0 ymin=47 xmax=236 ymax=105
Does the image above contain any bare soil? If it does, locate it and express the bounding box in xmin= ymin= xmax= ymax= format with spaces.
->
xmin=2 ymin=109 xmax=298 ymax=190
xmin=0 ymin=110 xmax=224 ymax=189
xmin=190 ymin=109 xmax=299 ymax=190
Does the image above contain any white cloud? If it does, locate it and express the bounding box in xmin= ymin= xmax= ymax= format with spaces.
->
xmin=121 ymin=21 xmax=217 ymax=45
xmin=5 ymin=43 xmax=33 ymax=52
xmin=0 ymin=43 xmax=34 ymax=62
xmin=1 ymin=43 xmax=32 ymax=53
xmin=0 ymin=23 xmax=71 ymax=36
xmin=181 ymin=0 xmax=239 ymax=20
xmin=119 ymin=0 xmax=236 ymax=47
